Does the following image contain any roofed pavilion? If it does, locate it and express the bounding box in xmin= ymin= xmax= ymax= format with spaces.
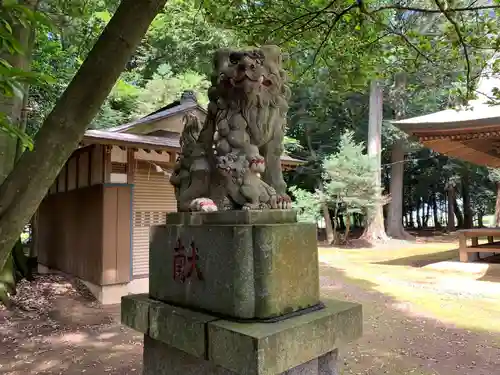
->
xmin=393 ymin=55 xmax=500 ymax=167
xmin=393 ymin=56 xmax=500 ymax=263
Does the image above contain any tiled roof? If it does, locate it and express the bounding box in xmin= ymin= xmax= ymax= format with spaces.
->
xmin=83 ymin=129 xmax=180 ymax=149
xmin=105 ymin=101 xmax=206 ymax=133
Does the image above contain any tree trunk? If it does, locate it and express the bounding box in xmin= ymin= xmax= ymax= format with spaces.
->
xmin=322 ymin=204 xmax=335 ymax=244
xmin=441 ymin=199 xmax=446 ymax=228
xmin=447 ymin=186 xmax=455 ymax=231
xmin=432 ymin=193 xmax=441 ymax=229
xmin=453 ymin=196 xmax=464 ymax=228
xmin=416 ymin=198 xmax=422 ymax=228
xmin=495 ymin=182 xmax=500 ymax=227
xmin=387 ymin=72 xmax=412 ymax=240
xmin=331 ymin=205 xmax=338 ymax=245
xmin=0 ymin=0 xmax=37 ymax=182
xmin=0 ymin=0 xmax=168 ymax=270
xmin=383 ymin=203 xmax=388 ymax=226
xmin=461 ymin=174 xmax=473 ymax=229
xmin=478 ymin=212 xmax=484 ymax=227
xmin=0 ymin=0 xmax=38 ymax=277
xmin=423 ymin=197 xmax=431 ymax=228
xmin=344 ymin=214 xmax=351 ymax=243
xmin=354 ymin=213 xmax=362 ymax=228
xmin=408 ymin=205 xmax=415 ymax=228
xmin=407 ymin=185 xmax=414 ymax=228
xmin=361 ymin=80 xmax=389 ymax=243
xmin=387 ymin=139 xmax=405 ymax=237
xmin=338 ymin=214 xmax=345 ymax=230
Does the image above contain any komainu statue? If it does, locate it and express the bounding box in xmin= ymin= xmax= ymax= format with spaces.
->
xmin=170 ymin=45 xmax=292 ymax=211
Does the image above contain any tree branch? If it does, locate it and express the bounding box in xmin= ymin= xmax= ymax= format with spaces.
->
xmin=393 ymin=30 xmax=435 ymax=65
xmin=432 ymin=0 xmax=473 ymax=98
xmin=301 ymin=4 xmax=358 ymax=75
xmin=279 ymin=20 xmax=328 ymax=45
xmin=371 ymin=4 xmax=500 ymax=14
xmin=269 ymin=0 xmax=336 ymax=35
xmin=361 ymin=11 xmax=437 ymax=67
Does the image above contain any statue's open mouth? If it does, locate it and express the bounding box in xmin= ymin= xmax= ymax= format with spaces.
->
xmin=218 ymin=166 xmax=232 ymax=173
xmin=230 ymin=75 xmax=259 ymax=85
xmin=229 ymin=75 xmax=272 ymax=87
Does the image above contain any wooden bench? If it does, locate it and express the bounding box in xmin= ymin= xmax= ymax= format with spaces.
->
xmin=458 ymin=229 xmax=500 ymax=262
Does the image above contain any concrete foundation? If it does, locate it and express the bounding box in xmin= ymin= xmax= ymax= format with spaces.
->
xmin=38 ymin=264 xmax=148 ymax=304
xmin=122 ymin=294 xmax=361 ymax=375
xmin=143 ymin=335 xmax=339 ymax=375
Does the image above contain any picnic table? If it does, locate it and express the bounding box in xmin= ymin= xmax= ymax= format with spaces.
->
xmin=458 ymin=228 xmax=500 ymax=262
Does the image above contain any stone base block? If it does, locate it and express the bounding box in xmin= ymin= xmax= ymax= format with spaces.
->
xmin=150 ymin=210 xmax=320 ymax=320
xmin=143 ymin=335 xmax=339 ymax=375
xmin=122 ymin=295 xmax=362 ymax=375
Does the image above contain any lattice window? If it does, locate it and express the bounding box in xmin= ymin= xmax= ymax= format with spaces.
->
xmin=133 ymin=211 xmax=167 ymax=227
xmin=111 ymin=162 xmax=127 ymax=174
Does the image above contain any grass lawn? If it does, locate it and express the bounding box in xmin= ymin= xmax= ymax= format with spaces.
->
xmin=319 ymin=240 xmax=500 ymax=374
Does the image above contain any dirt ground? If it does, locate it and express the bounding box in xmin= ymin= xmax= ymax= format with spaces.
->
xmin=1 ymin=240 xmax=500 ymax=375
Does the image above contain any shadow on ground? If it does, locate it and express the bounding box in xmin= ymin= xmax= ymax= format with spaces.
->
xmin=374 ymin=249 xmax=459 ymax=267
xmin=373 ymin=248 xmax=500 ymax=283
xmin=0 ymin=274 xmax=142 ymax=375
xmin=319 ymin=262 xmax=500 ymax=375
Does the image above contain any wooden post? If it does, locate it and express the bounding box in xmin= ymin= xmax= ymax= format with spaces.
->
xmin=127 ymin=148 xmax=135 ymax=184
xmin=488 ymin=236 xmax=494 ymax=243
xmin=471 ymin=236 xmax=479 ymax=246
xmin=459 ymin=233 xmax=469 ymax=262
xmin=471 ymin=236 xmax=480 ymax=261
xmin=103 ymin=145 xmax=112 ymax=183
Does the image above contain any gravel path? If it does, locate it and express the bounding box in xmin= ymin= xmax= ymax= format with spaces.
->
xmin=1 ymin=265 xmax=499 ymax=375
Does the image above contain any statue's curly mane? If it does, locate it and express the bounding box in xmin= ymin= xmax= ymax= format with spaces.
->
xmin=179 ymin=112 xmax=201 ymax=150
xmin=207 ymin=46 xmax=291 ymax=149
xmin=211 ymin=47 xmax=289 ymax=105
xmin=172 ymin=45 xmax=292 ymax=212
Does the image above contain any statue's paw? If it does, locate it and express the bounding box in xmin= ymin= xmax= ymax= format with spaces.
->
xmin=189 ymin=198 xmax=218 ymax=212
xmin=268 ymin=195 xmax=278 ymax=209
xmin=276 ymin=194 xmax=292 ymax=210
xmin=249 ymin=156 xmax=265 ymax=173
xmin=243 ymin=203 xmax=260 ymax=211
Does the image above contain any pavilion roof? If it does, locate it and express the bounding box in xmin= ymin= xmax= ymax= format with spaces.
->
xmin=392 ymin=54 xmax=500 ymax=167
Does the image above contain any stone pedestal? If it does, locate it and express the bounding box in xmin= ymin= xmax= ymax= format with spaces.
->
xmin=150 ymin=211 xmax=320 ymax=320
xmin=121 ymin=210 xmax=362 ymax=375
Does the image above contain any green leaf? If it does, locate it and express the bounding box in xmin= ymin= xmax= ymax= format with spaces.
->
xmin=93 ymin=11 xmax=112 ymax=23
xmin=0 ymin=114 xmax=34 ymax=151
xmin=1 ymin=19 xmax=13 ymax=34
